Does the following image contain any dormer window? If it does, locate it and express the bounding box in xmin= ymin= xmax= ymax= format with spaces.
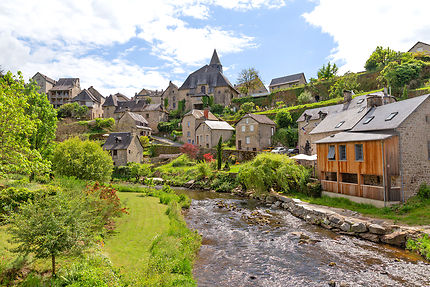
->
xmin=335 ymin=121 xmax=345 ymax=128
xmin=363 ymin=116 xmax=374 ymax=124
xmin=385 ymin=112 xmax=398 ymax=121
xmin=201 ymin=86 xmax=206 ymax=93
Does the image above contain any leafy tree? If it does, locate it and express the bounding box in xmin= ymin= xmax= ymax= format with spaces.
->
xmin=139 ymin=135 xmax=150 ymax=148
xmin=380 ymin=59 xmax=423 ymax=92
xmin=164 ymin=98 xmax=168 ymax=108
xmin=297 ymin=90 xmax=313 ymax=104
xmin=317 ymin=62 xmax=338 ymax=80
xmin=275 ymin=110 xmax=293 ymax=129
xmin=57 ymin=102 xmax=89 ymax=119
xmin=52 ymin=137 xmax=113 ymax=182
xmin=0 ymin=71 xmax=51 ymax=175
xmin=240 ymin=102 xmax=255 ymax=113
xmin=216 ymin=136 xmax=223 ymax=170
xmin=7 ymin=191 xmax=94 ymax=276
xmin=180 ymin=143 xmax=199 ymax=159
xmin=210 ymin=104 xmax=224 ymax=115
xmin=272 ymin=128 xmax=298 ymax=148
xmin=364 ymin=46 xmax=401 ymax=71
xmin=236 ymin=67 xmax=262 ymax=96
xmin=128 ymin=162 xmax=151 ymax=182
xmin=328 ymin=72 xmax=360 ymax=99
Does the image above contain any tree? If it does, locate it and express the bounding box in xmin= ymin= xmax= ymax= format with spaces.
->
xmin=328 ymin=72 xmax=361 ymax=99
xmin=237 ymin=68 xmax=262 ymax=96
xmin=380 ymin=59 xmax=423 ymax=93
xmin=7 ymin=191 xmax=94 ymax=276
xmin=0 ymin=71 xmax=51 ymax=175
xmin=240 ymin=102 xmax=255 ymax=113
xmin=297 ymin=90 xmax=313 ymax=104
xmin=216 ymin=136 xmax=223 ymax=170
xmin=128 ymin=162 xmax=151 ymax=182
xmin=317 ymin=62 xmax=338 ymax=80
xmin=272 ymin=128 xmax=298 ymax=148
xmin=275 ymin=111 xmax=293 ymax=129
xmin=52 ymin=137 xmax=113 ymax=182
xmin=57 ymin=102 xmax=88 ymax=119
xmin=364 ymin=46 xmax=401 ymax=71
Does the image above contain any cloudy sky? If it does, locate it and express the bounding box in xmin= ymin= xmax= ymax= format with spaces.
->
xmin=1 ymin=0 xmax=429 ymax=97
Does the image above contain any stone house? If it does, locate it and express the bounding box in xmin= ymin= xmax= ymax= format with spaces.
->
xmin=103 ymin=132 xmax=144 ymax=166
xmin=31 ymin=72 xmax=56 ymax=95
xmin=182 ymin=109 xmax=218 ymax=144
xmin=195 ymin=120 xmax=234 ymax=148
xmin=298 ymin=91 xmax=396 ymax=155
xmin=178 ymin=50 xmax=239 ymax=110
xmin=135 ymin=88 xmax=163 ymax=105
xmin=269 ymin=73 xmax=307 ymax=92
xmin=102 ymin=93 xmax=130 ymax=119
xmin=161 ymin=81 xmax=179 ymax=111
xmin=117 ymin=111 xmax=152 ymax=136
xmin=48 ymin=78 xmax=81 ymax=108
xmin=71 ymin=86 xmax=105 ymax=119
xmin=315 ymin=94 xmax=430 ymax=204
xmin=408 ymin=41 xmax=430 ymax=55
xmin=236 ymin=114 xmax=276 ymax=151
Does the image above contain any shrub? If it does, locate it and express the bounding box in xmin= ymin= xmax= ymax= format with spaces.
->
xmin=305 ymin=182 xmax=322 ymax=197
xmin=171 ymin=154 xmax=194 ymax=167
xmin=203 ymin=153 xmax=215 ymax=162
xmin=180 ymin=143 xmax=199 ymax=159
xmin=406 ymin=234 xmax=430 ymax=260
xmin=297 ymin=90 xmax=313 ymax=104
xmin=417 ymin=183 xmax=430 ymax=199
xmin=237 ymin=153 xmax=309 ymax=195
xmin=57 ymin=102 xmax=89 ymax=119
xmin=128 ymin=162 xmax=152 ymax=182
xmin=196 ymin=162 xmax=212 ymax=180
xmin=211 ymin=172 xmax=238 ymax=193
xmin=275 ymin=110 xmax=293 ymax=129
xmin=52 ymin=137 xmax=113 ymax=182
xmin=240 ymin=102 xmax=255 ymax=113
xmin=272 ymin=127 xmax=298 ymax=148
xmin=94 ymin=118 xmax=114 ymax=131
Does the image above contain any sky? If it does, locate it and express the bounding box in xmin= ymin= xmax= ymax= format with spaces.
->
xmin=1 ymin=0 xmax=429 ymax=97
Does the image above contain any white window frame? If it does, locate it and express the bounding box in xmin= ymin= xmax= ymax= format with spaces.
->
xmin=245 ymin=136 xmax=250 ymax=144
xmin=242 ymin=125 xmax=246 ymax=132
xmin=250 ymin=125 xmax=254 ymax=132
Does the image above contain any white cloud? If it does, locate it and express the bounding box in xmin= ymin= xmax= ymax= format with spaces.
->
xmin=303 ymin=0 xmax=430 ymax=73
xmin=0 ymin=0 xmax=284 ymax=93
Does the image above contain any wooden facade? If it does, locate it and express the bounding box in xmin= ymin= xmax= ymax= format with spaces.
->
xmin=316 ymin=135 xmax=400 ymax=202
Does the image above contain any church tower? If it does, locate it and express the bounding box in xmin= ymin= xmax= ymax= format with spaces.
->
xmin=209 ymin=49 xmax=223 ymax=73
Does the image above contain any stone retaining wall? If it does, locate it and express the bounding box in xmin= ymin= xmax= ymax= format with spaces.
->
xmin=252 ymin=192 xmax=429 ymax=249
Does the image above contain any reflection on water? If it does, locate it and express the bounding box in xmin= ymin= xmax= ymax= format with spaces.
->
xmin=179 ymin=189 xmax=430 ymax=287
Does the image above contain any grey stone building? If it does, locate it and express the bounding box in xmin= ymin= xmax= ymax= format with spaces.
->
xmin=31 ymin=72 xmax=56 ymax=95
xmin=103 ymin=132 xmax=144 ymax=166
xmin=161 ymin=81 xmax=179 ymax=111
xmin=117 ymin=111 xmax=152 ymax=136
xmin=48 ymin=78 xmax=81 ymax=108
xmin=269 ymin=73 xmax=307 ymax=92
xmin=182 ymin=109 xmax=218 ymax=144
xmin=195 ymin=120 xmax=234 ymax=148
xmin=71 ymin=86 xmax=105 ymax=119
xmin=408 ymin=41 xmax=430 ymax=54
xmin=236 ymin=114 xmax=276 ymax=151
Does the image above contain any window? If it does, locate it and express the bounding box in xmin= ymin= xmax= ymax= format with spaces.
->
xmin=385 ymin=112 xmax=398 ymax=121
xmin=328 ymin=145 xmax=336 ymax=160
xmin=206 ymin=135 xmax=209 ymax=143
xmin=242 ymin=125 xmax=246 ymax=132
xmin=363 ymin=116 xmax=374 ymax=124
xmin=128 ymin=150 xmax=131 ymax=154
xmin=355 ymin=144 xmax=363 ymax=161
xmin=146 ymin=113 xmax=149 ymax=119
xmin=245 ymin=118 xmax=249 ymax=124
xmin=250 ymin=125 xmax=254 ymax=132
xmin=245 ymin=136 xmax=250 ymax=144
xmin=187 ymin=131 xmax=190 ymax=137
xmin=113 ymin=150 xmax=117 ymax=156
xmin=335 ymin=121 xmax=345 ymax=128
xmin=339 ymin=145 xmax=346 ymax=160
xmin=173 ymin=102 xmax=176 ymax=109
xmin=188 ymin=139 xmax=191 ymax=143
xmin=187 ymin=121 xmax=190 ymax=128
xmin=201 ymin=86 xmax=206 ymax=93
xmin=271 ymin=127 xmax=275 ymax=136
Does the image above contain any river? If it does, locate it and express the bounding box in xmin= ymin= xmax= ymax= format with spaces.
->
xmin=176 ymin=188 xmax=430 ymax=287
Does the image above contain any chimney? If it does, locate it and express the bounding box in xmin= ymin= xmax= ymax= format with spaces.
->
xmin=343 ymin=90 xmax=353 ymax=103
xmin=366 ymin=94 xmax=383 ymax=108
xmin=204 ymin=109 xmax=209 ymax=120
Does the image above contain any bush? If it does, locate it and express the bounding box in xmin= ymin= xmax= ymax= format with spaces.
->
xmin=237 ymin=153 xmax=309 ymax=195
xmin=272 ymin=127 xmax=298 ymax=148
xmin=297 ymin=90 xmax=313 ymax=104
xmin=407 ymin=234 xmax=430 ymax=260
xmin=305 ymin=182 xmax=322 ymax=197
xmin=210 ymin=172 xmax=238 ymax=193
xmin=203 ymin=153 xmax=215 ymax=162
xmin=275 ymin=111 xmax=293 ymax=129
xmin=417 ymin=183 xmax=430 ymax=199
xmin=180 ymin=143 xmax=199 ymax=159
xmin=196 ymin=162 xmax=212 ymax=180
xmin=52 ymin=137 xmax=113 ymax=182
xmin=57 ymin=102 xmax=89 ymax=119
xmin=93 ymin=118 xmax=115 ymax=131
xmin=171 ymin=154 xmax=194 ymax=167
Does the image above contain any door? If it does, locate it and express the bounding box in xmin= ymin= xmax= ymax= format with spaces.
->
xmin=238 ymin=140 xmax=242 ymax=150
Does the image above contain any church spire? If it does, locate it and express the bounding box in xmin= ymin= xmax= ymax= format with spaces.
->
xmin=209 ymin=49 xmax=222 ymax=73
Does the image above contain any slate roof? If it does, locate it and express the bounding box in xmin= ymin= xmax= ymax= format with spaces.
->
xmin=88 ymin=86 xmax=104 ymax=102
xmin=161 ymin=81 xmax=178 ymax=97
xmin=50 ymin=78 xmax=79 ymax=91
xmin=184 ymin=109 xmax=218 ymax=121
xmin=269 ymin=73 xmax=306 ymax=87
xmin=204 ymin=120 xmax=234 ymax=131
xmin=71 ymin=89 xmax=98 ymax=103
xmin=315 ymin=132 xmax=395 ymax=144
xmin=351 ymin=94 xmax=430 ymax=132
xmin=241 ymin=114 xmax=276 ymax=125
xmin=102 ymin=93 xmax=129 ymax=107
xmin=125 ymin=112 xmax=149 ymax=126
xmin=32 ymin=72 xmax=56 ymax=85
xmin=408 ymin=41 xmax=430 ymax=52
xmin=309 ymin=106 xmax=369 ymax=134
xmin=103 ymin=132 xmax=133 ymax=150
xmin=210 ymin=49 xmax=221 ymax=66
xmin=179 ymin=65 xmax=235 ymax=91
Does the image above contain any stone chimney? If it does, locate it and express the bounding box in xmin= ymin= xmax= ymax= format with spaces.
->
xmin=204 ymin=109 xmax=209 ymax=120
xmin=343 ymin=90 xmax=353 ymax=103
xmin=366 ymin=94 xmax=383 ymax=108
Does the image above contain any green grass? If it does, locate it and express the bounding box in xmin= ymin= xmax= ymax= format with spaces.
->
xmin=287 ymin=192 xmax=430 ymax=226
xmin=103 ymin=192 xmax=170 ymax=273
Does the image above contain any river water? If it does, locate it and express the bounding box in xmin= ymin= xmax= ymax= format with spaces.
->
xmin=177 ymin=189 xmax=430 ymax=287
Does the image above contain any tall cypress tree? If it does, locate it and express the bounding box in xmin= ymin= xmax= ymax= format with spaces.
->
xmin=217 ymin=136 xmax=223 ymax=170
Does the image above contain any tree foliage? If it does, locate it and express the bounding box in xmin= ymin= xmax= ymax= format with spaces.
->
xmin=0 ymin=71 xmax=54 ymax=175
xmin=317 ymin=62 xmax=338 ymax=80
xmin=272 ymin=127 xmax=298 ymax=148
xmin=236 ymin=67 xmax=262 ymax=96
xmin=52 ymin=137 xmax=113 ymax=182
xmin=364 ymin=46 xmax=402 ymax=71
xmin=297 ymin=90 xmax=313 ymax=104
xmin=240 ymin=102 xmax=255 ymax=113
xmin=275 ymin=110 xmax=293 ymax=129
xmin=57 ymin=102 xmax=89 ymax=119
xmin=216 ymin=136 xmax=223 ymax=170
xmin=380 ymin=59 xmax=424 ymax=92
xmin=328 ymin=72 xmax=361 ymax=99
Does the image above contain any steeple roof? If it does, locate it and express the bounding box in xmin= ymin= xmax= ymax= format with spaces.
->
xmin=210 ymin=49 xmax=221 ymax=66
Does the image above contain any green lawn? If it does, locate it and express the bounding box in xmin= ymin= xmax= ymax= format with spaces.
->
xmin=103 ymin=192 xmax=170 ymax=272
